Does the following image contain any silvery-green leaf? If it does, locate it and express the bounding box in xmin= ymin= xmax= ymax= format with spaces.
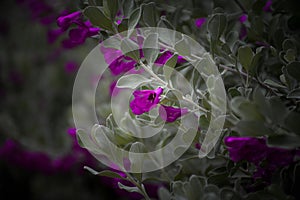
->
xmin=163 ymin=53 xmax=178 ymax=82
xmin=118 ymin=182 xmax=142 ymax=194
xmin=84 ymin=166 xmax=127 ymax=180
xmin=103 ymin=0 xmax=119 ymax=20
xmin=142 ymin=2 xmax=157 ymax=27
xmin=84 ymin=6 xmax=113 ymax=31
xmin=128 ymin=6 xmax=142 ymax=36
xmin=129 ymin=142 xmax=147 ymax=173
xmin=117 ymin=74 xmax=150 ymax=89
xmin=208 ymin=13 xmax=227 ymax=40
xmin=157 ymin=17 xmax=175 ymax=46
xmin=287 ymin=88 xmax=300 ymax=99
xmin=143 ymin=33 xmax=159 ymax=65
xmin=122 ymin=0 xmax=135 ymax=18
xmin=238 ymin=46 xmax=254 ymax=71
xmin=175 ymin=36 xmax=191 ymax=57
xmin=158 ymin=187 xmax=171 ymax=200
xmin=121 ymin=37 xmax=140 ymax=61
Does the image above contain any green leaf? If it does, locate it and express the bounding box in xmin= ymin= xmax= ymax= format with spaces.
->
xmin=157 ymin=17 xmax=175 ymax=46
xmin=118 ymin=18 xmax=128 ymax=32
xmin=84 ymin=167 xmax=127 ymax=180
xmin=284 ymin=49 xmax=296 ymax=63
xmin=231 ymin=97 xmax=263 ymax=121
xmin=121 ymin=37 xmax=140 ymax=61
xmin=158 ymin=187 xmax=171 ymax=200
xmin=143 ymin=33 xmax=159 ymax=65
xmin=267 ymin=135 xmax=300 ymax=149
xmin=282 ymin=39 xmax=296 ymax=52
xmin=220 ymin=188 xmax=240 ymax=200
xmin=122 ymin=0 xmax=135 ymax=18
xmin=118 ymin=182 xmax=142 ymax=194
xmin=287 ymin=88 xmax=300 ymax=99
xmin=286 ymin=61 xmax=300 ymax=81
xmin=76 ymin=129 xmax=100 ymax=153
xmin=88 ymin=0 xmax=96 ymax=6
xmin=142 ymin=2 xmax=157 ymax=27
xmin=263 ymin=79 xmax=286 ymax=89
xmin=234 ymin=120 xmax=273 ymax=136
xmin=174 ymin=36 xmax=191 ymax=57
xmin=172 ymin=181 xmax=186 ymax=198
xmin=84 ymin=166 xmax=99 ymax=175
xmin=129 ymin=142 xmax=147 ymax=173
xmin=238 ymin=46 xmax=254 ymax=71
xmin=103 ymin=0 xmax=119 ymax=20
xmin=203 ymin=184 xmax=220 ymax=198
xmin=250 ymin=50 xmax=263 ymax=71
xmin=117 ymin=74 xmax=151 ymax=89
xmin=207 ymin=173 xmax=229 ymax=187
xmin=128 ymin=6 xmax=142 ymax=35
xmin=208 ymin=14 xmax=227 ymax=40
xmin=163 ymin=53 xmax=178 ymax=82
xmin=83 ymin=6 xmax=113 ymax=31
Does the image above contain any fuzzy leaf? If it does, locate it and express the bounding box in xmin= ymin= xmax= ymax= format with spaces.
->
xmin=84 ymin=6 xmax=113 ymax=31
xmin=117 ymin=74 xmax=151 ymax=89
xmin=238 ymin=46 xmax=254 ymax=71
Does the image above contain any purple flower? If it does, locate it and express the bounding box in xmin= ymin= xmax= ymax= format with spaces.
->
xmin=239 ymin=14 xmax=247 ymax=23
xmin=0 ymin=129 xmax=97 ymax=175
xmin=101 ymin=46 xmax=137 ymax=76
xmin=62 ymin=23 xmax=100 ymax=48
xmin=224 ymin=136 xmax=300 ymax=179
xmin=64 ymin=61 xmax=78 ymax=74
xmin=109 ymin=56 xmax=137 ymax=75
xmin=47 ymin=28 xmax=64 ymax=44
xmin=130 ymin=87 xmax=163 ymax=115
xmin=224 ymin=136 xmax=267 ymax=164
xmin=57 ymin=11 xmax=82 ymax=30
xmin=159 ymin=105 xmax=188 ymax=122
xmin=55 ymin=11 xmax=100 ymax=48
xmin=195 ymin=18 xmax=206 ymax=28
xmin=263 ymin=0 xmax=272 ymax=12
xmin=155 ymin=51 xmax=186 ymax=66
xmin=67 ymin=127 xmax=77 ymax=136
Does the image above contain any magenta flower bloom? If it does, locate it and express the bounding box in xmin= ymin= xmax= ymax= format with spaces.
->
xmin=130 ymin=87 xmax=163 ymax=115
xmin=159 ymin=105 xmax=188 ymax=122
xmin=64 ymin=61 xmax=78 ymax=74
xmin=57 ymin=11 xmax=82 ymax=30
xmin=47 ymin=28 xmax=64 ymax=44
xmin=55 ymin=11 xmax=100 ymax=48
xmin=62 ymin=22 xmax=100 ymax=48
xmin=195 ymin=17 xmax=206 ymax=28
xmin=239 ymin=14 xmax=247 ymax=23
xmin=263 ymin=0 xmax=272 ymax=12
xmin=101 ymin=46 xmax=137 ymax=75
xmin=224 ymin=136 xmax=300 ymax=179
xmin=155 ymin=51 xmax=186 ymax=66
xmin=109 ymin=56 xmax=137 ymax=75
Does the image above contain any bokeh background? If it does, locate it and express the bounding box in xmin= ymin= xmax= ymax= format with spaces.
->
xmin=0 ymin=0 xmax=126 ymax=199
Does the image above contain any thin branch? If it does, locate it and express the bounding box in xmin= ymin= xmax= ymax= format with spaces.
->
xmin=233 ymin=0 xmax=247 ymax=14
